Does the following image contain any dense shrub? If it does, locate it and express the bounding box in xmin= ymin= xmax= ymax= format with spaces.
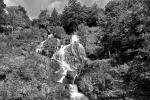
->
xmin=0 ymin=27 xmax=47 ymax=56
xmin=76 ymin=60 xmax=115 ymax=99
xmin=15 ymin=27 xmax=46 ymax=41
xmin=6 ymin=6 xmax=31 ymax=30
xmin=123 ymin=60 xmax=150 ymax=99
xmin=40 ymin=37 xmax=59 ymax=58
xmin=47 ymin=26 xmax=66 ymax=39
xmin=0 ymin=54 xmax=70 ymax=100
xmin=1 ymin=0 xmax=150 ymax=99
xmin=0 ymin=0 xmax=6 ymax=33
xmin=77 ymin=24 xmax=105 ymax=60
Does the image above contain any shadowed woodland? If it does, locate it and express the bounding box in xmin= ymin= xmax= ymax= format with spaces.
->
xmin=1 ymin=0 xmax=150 ymax=100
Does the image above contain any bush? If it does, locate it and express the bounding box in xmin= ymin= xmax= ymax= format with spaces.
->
xmin=77 ymin=25 xmax=105 ymax=60
xmin=77 ymin=60 xmax=114 ymax=99
xmin=0 ymin=27 xmax=48 ymax=56
xmin=15 ymin=27 xmax=47 ymax=41
xmin=0 ymin=54 xmax=70 ymax=100
xmin=124 ymin=60 xmax=150 ymax=99
xmin=41 ymin=37 xmax=59 ymax=57
xmin=47 ymin=26 xmax=66 ymax=39
xmin=53 ymin=26 xmax=66 ymax=39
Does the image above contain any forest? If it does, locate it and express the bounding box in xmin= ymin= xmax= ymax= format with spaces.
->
xmin=0 ymin=0 xmax=150 ymax=100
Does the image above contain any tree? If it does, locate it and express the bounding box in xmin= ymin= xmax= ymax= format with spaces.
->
xmin=100 ymin=0 xmax=150 ymax=98
xmin=101 ymin=0 xmax=146 ymax=62
xmin=38 ymin=9 xmax=49 ymax=28
xmin=31 ymin=18 xmax=39 ymax=27
xmin=68 ymin=0 xmax=77 ymax=5
xmin=77 ymin=60 xmax=113 ymax=100
xmin=38 ymin=8 xmax=62 ymax=32
xmin=86 ymin=3 xmax=104 ymax=27
xmin=51 ymin=8 xmax=58 ymax=21
xmin=0 ymin=0 xmax=6 ymax=32
xmin=50 ymin=8 xmax=61 ymax=26
xmin=6 ymin=6 xmax=31 ymax=30
xmin=61 ymin=0 xmax=88 ymax=34
xmin=38 ymin=9 xmax=50 ymax=33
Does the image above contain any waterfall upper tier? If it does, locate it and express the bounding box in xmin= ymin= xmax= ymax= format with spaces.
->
xmin=52 ymin=34 xmax=86 ymax=84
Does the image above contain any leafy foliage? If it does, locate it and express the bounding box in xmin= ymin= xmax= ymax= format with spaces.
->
xmin=50 ymin=8 xmax=61 ymax=26
xmin=1 ymin=0 xmax=150 ymax=99
xmin=61 ymin=0 xmax=87 ymax=33
xmin=101 ymin=0 xmax=148 ymax=63
xmin=47 ymin=26 xmax=66 ymax=39
xmin=38 ymin=9 xmax=50 ymax=31
xmin=100 ymin=0 xmax=150 ymax=99
xmin=77 ymin=24 xmax=105 ymax=60
xmin=6 ymin=6 xmax=31 ymax=30
xmin=86 ymin=4 xmax=104 ymax=27
xmin=77 ymin=60 xmax=114 ymax=100
xmin=0 ymin=54 xmax=70 ymax=100
xmin=0 ymin=0 xmax=6 ymax=32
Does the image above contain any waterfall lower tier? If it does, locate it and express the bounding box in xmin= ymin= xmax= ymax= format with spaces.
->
xmin=69 ymin=84 xmax=89 ymax=100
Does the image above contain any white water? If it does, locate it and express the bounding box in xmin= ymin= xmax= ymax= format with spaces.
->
xmin=51 ymin=43 xmax=75 ymax=83
xmin=69 ymin=84 xmax=89 ymax=100
xmin=71 ymin=34 xmax=79 ymax=44
xmin=37 ymin=34 xmax=89 ymax=100
xmin=4 ymin=9 xmax=9 ymax=14
xmin=36 ymin=34 xmax=53 ymax=53
xmin=52 ymin=34 xmax=85 ymax=83
xmin=52 ymin=34 xmax=88 ymax=100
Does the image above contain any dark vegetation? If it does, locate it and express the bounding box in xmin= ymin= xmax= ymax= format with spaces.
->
xmin=1 ymin=0 xmax=150 ymax=99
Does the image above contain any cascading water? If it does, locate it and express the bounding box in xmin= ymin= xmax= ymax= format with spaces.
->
xmin=36 ymin=40 xmax=47 ymax=53
xmin=52 ymin=34 xmax=89 ymax=100
xmin=52 ymin=34 xmax=86 ymax=83
xmin=69 ymin=84 xmax=89 ymax=100
xmin=36 ymin=33 xmax=89 ymax=100
xmin=36 ymin=34 xmax=53 ymax=53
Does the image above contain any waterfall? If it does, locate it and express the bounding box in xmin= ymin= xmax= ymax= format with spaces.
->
xmin=36 ymin=34 xmax=53 ymax=53
xmin=36 ymin=40 xmax=46 ymax=53
xmin=51 ymin=43 xmax=75 ymax=83
xmin=4 ymin=8 xmax=9 ymax=14
xmin=71 ymin=34 xmax=79 ymax=44
xmin=52 ymin=34 xmax=86 ymax=83
xmin=69 ymin=84 xmax=89 ymax=100
xmin=52 ymin=34 xmax=89 ymax=100
xmin=36 ymin=33 xmax=89 ymax=100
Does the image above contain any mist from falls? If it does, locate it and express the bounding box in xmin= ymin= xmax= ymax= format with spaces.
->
xmin=36 ymin=34 xmax=89 ymax=100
